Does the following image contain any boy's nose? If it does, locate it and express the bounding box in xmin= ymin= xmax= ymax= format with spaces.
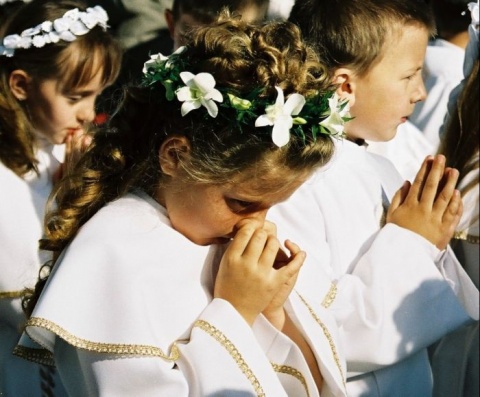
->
xmin=412 ymin=80 xmax=427 ymax=103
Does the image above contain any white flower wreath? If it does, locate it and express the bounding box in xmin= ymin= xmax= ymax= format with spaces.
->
xmin=0 ymin=5 xmax=109 ymax=57
xmin=142 ymin=49 xmax=352 ymax=147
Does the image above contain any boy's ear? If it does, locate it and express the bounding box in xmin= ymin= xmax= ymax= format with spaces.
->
xmin=9 ymin=69 xmax=32 ymax=101
xmin=164 ymin=9 xmax=176 ymax=40
xmin=332 ymin=67 xmax=356 ymax=108
xmin=159 ymin=136 xmax=191 ymax=177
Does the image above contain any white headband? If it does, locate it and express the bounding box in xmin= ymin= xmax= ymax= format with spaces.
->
xmin=0 ymin=0 xmax=32 ymax=5
xmin=0 ymin=5 xmax=109 ymax=57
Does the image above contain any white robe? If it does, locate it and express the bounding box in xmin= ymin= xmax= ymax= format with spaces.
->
xmin=366 ymin=121 xmax=435 ymax=182
xmin=451 ymin=164 xmax=479 ymax=289
xmin=16 ymin=191 xmax=347 ymax=397
xmin=0 ymin=139 xmax=67 ymax=397
xmin=268 ymin=139 xmax=479 ymax=397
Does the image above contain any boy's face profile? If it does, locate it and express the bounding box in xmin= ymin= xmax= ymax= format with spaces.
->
xmin=341 ymin=24 xmax=429 ymax=142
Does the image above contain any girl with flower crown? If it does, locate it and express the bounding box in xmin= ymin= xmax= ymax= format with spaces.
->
xmin=0 ymin=0 xmax=121 ymax=395
xmin=16 ymin=14 xmax=350 ymax=397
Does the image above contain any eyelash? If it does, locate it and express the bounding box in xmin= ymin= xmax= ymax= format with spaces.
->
xmin=227 ymin=198 xmax=254 ymax=213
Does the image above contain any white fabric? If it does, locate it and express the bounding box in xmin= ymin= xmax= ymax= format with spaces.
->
xmin=268 ymin=139 xmax=479 ymax=397
xmin=409 ymin=39 xmax=465 ymax=149
xmin=0 ymin=139 xmax=66 ymax=396
xmin=267 ymin=0 xmax=295 ymax=20
xmin=452 ymin=165 xmax=479 ymax=288
xmin=366 ymin=121 xmax=435 ymax=181
xmin=18 ymin=191 xmax=347 ymax=397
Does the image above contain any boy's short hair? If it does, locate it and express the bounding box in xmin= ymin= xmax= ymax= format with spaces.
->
xmin=171 ymin=0 xmax=269 ymax=24
xmin=289 ymin=0 xmax=436 ymax=76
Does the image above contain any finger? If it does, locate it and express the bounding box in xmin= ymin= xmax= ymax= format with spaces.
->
xmin=433 ymin=168 xmax=459 ymax=215
xmin=263 ymin=220 xmax=277 ymax=237
xmin=417 ymin=155 xmax=446 ymax=206
xmin=389 ymin=181 xmax=410 ymax=212
xmin=64 ymin=133 xmax=73 ymax=158
xmin=408 ymin=155 xmax=434 ymax=203
xmin=258 ymin=235 xmax=281 ymax=269
xmin=226 ymin=222 xmax=259 ymax=258
xmin=442 ymin=189 xmax=463 ymax=226
xmin=276 ymin=250 xmax=305 ymax=281
xmin=284 ymin=239 xmax=301 ymax=256
xmin=241 ymin=228 xmax=269 ymax=262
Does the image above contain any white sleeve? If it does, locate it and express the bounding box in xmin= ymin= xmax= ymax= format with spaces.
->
xmin=435 ymin=245 xmax=479 ymax=317
xmin=53 ymin=299 xmax=290 ymax=397
xmin=331 ymin=224 xmax=479 ymax=375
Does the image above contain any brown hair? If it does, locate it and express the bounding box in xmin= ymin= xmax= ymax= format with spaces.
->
xmin=439 ymin=59 xmax=479 ymax=199
xmin=0 ymin=0 xmax=122 ymax=176
xmin=172 ymin=0 xmax=269 ymax=24
xmin=23 ymin=15 xmax=336 ymax=316
xmin=289 ymin=0 xmax=436 ymax=76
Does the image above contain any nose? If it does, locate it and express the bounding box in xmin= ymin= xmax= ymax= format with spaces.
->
xmin=249 ymin=209 xmax=268 ymax=223
xmin=77 ymin=98 xmax=96 ymax=124
xmin=412 ymin=78 xmax=427 ymax=104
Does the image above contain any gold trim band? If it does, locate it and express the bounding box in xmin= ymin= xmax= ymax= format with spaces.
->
xmin=13 ymin=345 xmax=55 ymax=367
xmin=26 ymin=317 xmax=180 ymax=360
xmin=296 ymin=292 xmax=346 ymax=388
xmin=194 ymin=319 xmax=265 ymax=397
xmin=321 ymin=283 xmax=337 ymax=308
xmin=0 ymin=289 xmax=26 ymax=299
xmin=453 ymin=231 xmax=480 ymax=244
xmin=272 ymin=363 xmax=310 ymax=397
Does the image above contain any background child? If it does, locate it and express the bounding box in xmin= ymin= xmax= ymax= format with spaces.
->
xmin=0 ymin=1 xmax=121 ymax=395
xmin=268 ymin=0 xmax=479 ymax=396
xmin=439 ymin=1 xmax=479 ymax=290
xmin=17 ymin=15 xmax=348 ymax=397
xmin=410 ymin=0 xmax=472 ymax=148
xmin=431 ymin=29 xmax=479 ymax=396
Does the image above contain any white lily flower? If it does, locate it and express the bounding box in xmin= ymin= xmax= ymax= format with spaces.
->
xmin=319 ymin=93 xmax=350 ymax=136
xmin=255 ymin=86 xmax=306 ymax=147
xmin=176 ymin=71 xmax=223 ymax=117
xmin=142 ymin=46 xmax=186 ymax=74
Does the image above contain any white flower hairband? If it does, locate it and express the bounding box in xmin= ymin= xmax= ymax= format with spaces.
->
xmin=0 ymin=5 xmax=109 ymax=57
xmin=142 ymin=48 xmax=351 ymax=147
xmin=0 ymin=0 xmax=31 ymax=5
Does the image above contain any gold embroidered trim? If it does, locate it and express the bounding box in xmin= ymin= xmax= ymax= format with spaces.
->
xmin=26 ymin=317 xmax=180 ymax=360
xmin=194 ymin=319 xmax=265 ymax=397
xmin=453 ymin=231 xmax=480 ymax=244
xmin=296 ymin=292 xmax=346 ymax=388
xmin=321 ymin=283 xmax=337 ymax=308
xmin=13 ymin=345 xmax=55 ymax=367
xmin=0 ymin=289 xmax=26 ymax=299
xmin=272 ymin=363 xmax=310 ymax=397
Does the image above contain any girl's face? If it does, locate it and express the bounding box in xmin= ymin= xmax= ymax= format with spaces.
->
xmin=25 ymin=71 xmax=105 ymax=145
xmin=159 ymin=169 xmax=308 ymax=246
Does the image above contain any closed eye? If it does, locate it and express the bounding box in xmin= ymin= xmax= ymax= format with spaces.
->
xmin=226 ymin=198 xmax=256 ymax=213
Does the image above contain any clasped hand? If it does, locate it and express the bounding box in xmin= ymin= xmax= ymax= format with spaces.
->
xmin=214 ymin=219 xmax=305 ymax=327
xmin=387 ymin=154 xmax=463 ymax=250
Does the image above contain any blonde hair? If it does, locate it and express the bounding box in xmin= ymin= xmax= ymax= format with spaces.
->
xmin=0 ymin=0 xmax=122 ymax=176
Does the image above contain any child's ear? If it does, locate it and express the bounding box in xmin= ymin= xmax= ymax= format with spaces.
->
xmin=159 ymin=136 xmax=191 ymax=177
xmin=164 ymin=9 xmax=176 ymax=40
xmin=332 ymin=68 xmax=356 ymax=108
xmin=9 ymin=70 xmax=32 ymax=101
